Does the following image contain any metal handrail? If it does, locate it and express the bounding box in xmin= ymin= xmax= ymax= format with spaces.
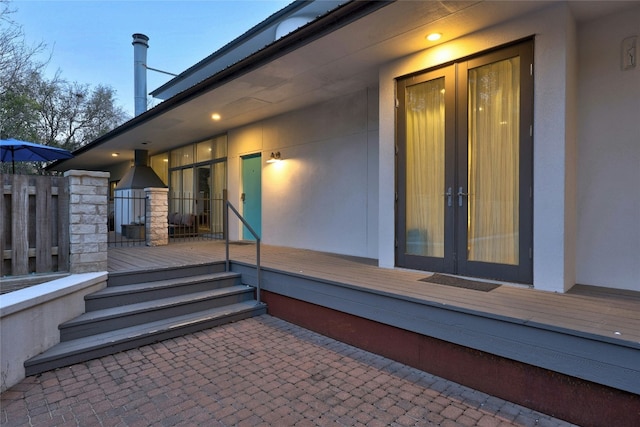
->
xmin=224 ymin=201 xmax=261 ymax=303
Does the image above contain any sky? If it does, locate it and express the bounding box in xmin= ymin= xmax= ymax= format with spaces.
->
xmin=12 ymin=0 xmax=293 ymax=117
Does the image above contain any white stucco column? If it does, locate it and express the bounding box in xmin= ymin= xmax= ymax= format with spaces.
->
xmin=378 ymin=66 xmax=397 ymax=269
xmin=531 ymin=7 xmax=578 ymax=292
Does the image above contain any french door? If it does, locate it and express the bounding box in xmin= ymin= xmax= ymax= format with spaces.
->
xmin=396 ymin=41 xmax=533 ymax=283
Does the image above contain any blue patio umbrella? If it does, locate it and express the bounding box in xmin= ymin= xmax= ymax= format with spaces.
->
xmin=0 ymin=138 xmax=73 ymax=173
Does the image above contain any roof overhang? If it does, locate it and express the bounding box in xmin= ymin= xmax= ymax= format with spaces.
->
xmin=49 ymin=0 xmax=635 ymax=172
xmin=150 ymin=0 xmax=350 ymax=100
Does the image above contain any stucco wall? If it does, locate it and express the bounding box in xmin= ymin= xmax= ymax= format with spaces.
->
xmin=0 ymin=273 xmax=107 ymax=392
xmin=576 ymin=5 xmax=640 ymax=291
xmin=379 ymin=3 xmax=578 ymax=292
xmin=227 ymin=88 xmax=379 ymax=258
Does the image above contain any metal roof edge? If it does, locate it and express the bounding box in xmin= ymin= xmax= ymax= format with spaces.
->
xmin=150 ymin=0 xmax=312 ymax=98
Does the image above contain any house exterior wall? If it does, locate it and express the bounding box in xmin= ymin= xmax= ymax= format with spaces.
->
xmin=379 ymin=3 xmax=578 ymax=292
xmin=227 ymin=88 xmax=379 ymax=258
xmin=88 ymin=2 xmax=637 ymax=293
xmin=576 ymin=5 xmax=640 ymax=291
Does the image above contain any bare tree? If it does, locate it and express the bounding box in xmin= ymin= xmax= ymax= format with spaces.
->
xmin=0 ymin=0 xmax=47 ymax=142
xmin=0 ymin=0 xmax=129 ymax=173
xmin=0 ymin=0 xmax=47 ymax=96
xmin=34 ymin=77 xmax=128 ymax=151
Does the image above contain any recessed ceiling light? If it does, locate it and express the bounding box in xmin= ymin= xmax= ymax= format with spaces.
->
xmin=427 ymin=33 xmax=442 ymax=42
xmin=111 ymin=153 xmax=119 ymax=157
xmin=211 ymin=113 xmax=221 ymax=121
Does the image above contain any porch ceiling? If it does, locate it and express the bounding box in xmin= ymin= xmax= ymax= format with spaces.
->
xmin=53 ymin=0 xmax=633 ymax=171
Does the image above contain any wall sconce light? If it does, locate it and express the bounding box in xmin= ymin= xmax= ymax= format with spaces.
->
xmin=266 ymin=151 xmax=281 ymax=163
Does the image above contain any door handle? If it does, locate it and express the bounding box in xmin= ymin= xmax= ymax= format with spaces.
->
xmin=457 ymin=187 xmax=468 ymax=207
xmin=444 ymin=187 xmax=453 ymax=207
xmin=241 ymin=193 xmax=246 ymax=202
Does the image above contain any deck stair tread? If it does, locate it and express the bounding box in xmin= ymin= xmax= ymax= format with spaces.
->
xmin=88 ymin=272 xmax=239 ymax=299
xmin=106 ymin=262 xmax=226 ymax=287
xmin=66 ymin=285 xmax=252 ymax=326
xmin=25 ymin=301 xmax=267 ymax=371
xmin=25 ymin=264 xmax=266 ymax=376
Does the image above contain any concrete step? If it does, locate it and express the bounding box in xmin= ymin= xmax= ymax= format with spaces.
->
xmin=60 ymin=285 xmax=255 ymax=341
xmin=85 ymin=272 xmax=241 ymax=311
xmin=25 ymin=301 xmax=267 ymax=376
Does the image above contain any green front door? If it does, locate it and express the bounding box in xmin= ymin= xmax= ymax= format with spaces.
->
xmin=241 ymin=154 xmax=262 ymax=240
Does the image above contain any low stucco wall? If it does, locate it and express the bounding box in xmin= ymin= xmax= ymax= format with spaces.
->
xmin=0 ymin=272 xmax=107 ymax=392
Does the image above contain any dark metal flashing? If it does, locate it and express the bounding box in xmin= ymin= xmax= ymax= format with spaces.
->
xmin=48 ymin=0 xmax=393 ymax=171
xmin=115 ymin=149 xmax=167 ymax=190
xmin=115 ymin=166 xmax=166 ymax=190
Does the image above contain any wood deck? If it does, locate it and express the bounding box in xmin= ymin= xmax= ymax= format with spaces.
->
xmin=109 ymin=240 xmax=640 ymax=346
xmin=108 ymin=239 xmax=640 ymax=425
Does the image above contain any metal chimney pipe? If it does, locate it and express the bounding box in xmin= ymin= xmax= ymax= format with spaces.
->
xmin=133 ymin=149 xmax=149 ymax=166
xmin=132 ymin=33 xmax=149 ymax=116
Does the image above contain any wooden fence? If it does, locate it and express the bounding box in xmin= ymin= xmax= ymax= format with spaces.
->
xmin=1 ymin=174 xmax=69 ymax=277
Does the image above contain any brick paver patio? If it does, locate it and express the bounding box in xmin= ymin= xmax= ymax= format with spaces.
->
xmin=1 ymin=315 xmax=574 ymax=426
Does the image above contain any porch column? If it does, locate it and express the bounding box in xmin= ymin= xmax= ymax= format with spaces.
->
xmin=145 ymin=187 xmax=168 ymax=246
xmin=531 ymin=7 xmax=578 ymax=293
xmin=65 ymin=170 xmax=109 ymax=273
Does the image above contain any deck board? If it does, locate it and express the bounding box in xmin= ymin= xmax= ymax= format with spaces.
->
xmin=108 ymin=241 xmax=640 ymax=345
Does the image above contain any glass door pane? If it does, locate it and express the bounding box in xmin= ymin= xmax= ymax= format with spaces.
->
xmin=405 ymin=77 xmax=446 ymax=257
xmin=182 ymin=167 xmax=195 ymax=214
xmin=196 ymin=166 xmax=211 ymax=231
xmin=467 ymin=57 xmax=520 ymax=265
xmin=211 ymin=161 xmax=226 ymax=236
xmin=169 ymin=168 xmax=195 ymax=214
xmin=169 ymin=170 xmax=182 ymax=214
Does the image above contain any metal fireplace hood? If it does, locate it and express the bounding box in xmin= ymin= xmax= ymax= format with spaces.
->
xmin=115 ymin=149 xmax=166 ymax=190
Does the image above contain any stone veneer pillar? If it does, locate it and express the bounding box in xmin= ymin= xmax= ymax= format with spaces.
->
xmin=145 ymin=187 xmax=168 ymax=246
xmin=64 ymin=170 xmax=109 ymax=273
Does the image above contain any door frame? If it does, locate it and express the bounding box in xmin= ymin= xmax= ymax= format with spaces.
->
xmin=395 ymin=39 xmax=534 ymax=284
